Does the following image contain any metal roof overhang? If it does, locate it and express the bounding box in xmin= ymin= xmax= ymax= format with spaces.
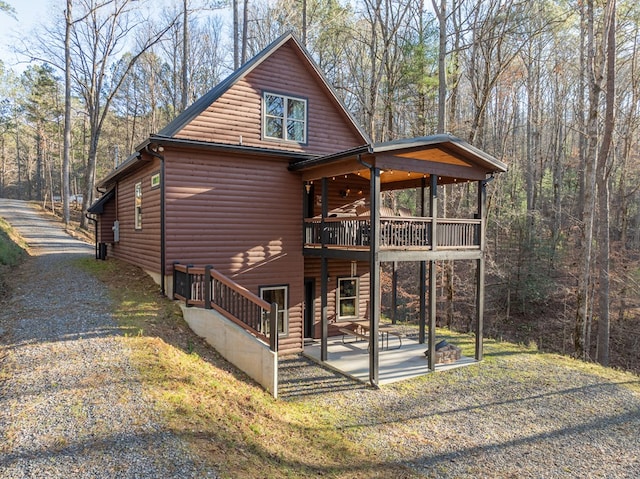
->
xmin=87 ymin=187 xmax=115 ymax=214
xmin=96 ymin=135 xmax=315 ymax=189
xmin=289 ymin=134 xmax=508 ymax=188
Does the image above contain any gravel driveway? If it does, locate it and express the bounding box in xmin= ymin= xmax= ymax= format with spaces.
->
xmin=0 ymin=199 xmax=216 ymax=478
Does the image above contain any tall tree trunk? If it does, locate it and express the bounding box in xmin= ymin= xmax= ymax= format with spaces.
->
xmin=575 ymin=0 xmax=601 ymax=360
xmin=63 ymin=0 xmax=72 ymax=225
xmin=181 ymin=0 xmax=189 ymax=110
xmin=432 ymin=0 xmax=446 ymax=134
xmin=233 ymin=0 xmax=239 ymax=69
xmin=36 ymin=132 xmax=43 ymax=201
xmin=576 ymin=0 xmax=587 ymax=236
xmin=596 ymin=0 xmax=616 ymax=367
xmin=241 ymin=0 xmax=248 ymax=65
xmin=301 ymin=0 xmax=307 ymax=47
xmin=15 ymin=108 xmax=20 ymax=199
xmin=448 ymin=0 xmax=460 ymax=130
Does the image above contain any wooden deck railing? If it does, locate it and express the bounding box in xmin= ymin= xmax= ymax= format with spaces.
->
xmin=304 ymin=216 xmax=480 ymax=250
xmin=173 ymin=263 xmax=278 ymax=351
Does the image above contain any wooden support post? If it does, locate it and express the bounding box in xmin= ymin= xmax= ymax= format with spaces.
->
xmin=430 ymin=174 xmax=438 ymax=250
xmin=269 ymin=301 xmax=279 ymax=352
xmin=419 ymin=177 xmax=428 ymax=343
xmin=476 ymin=179 xmax=487 ymax=360
xmin=185 ymin=264 xmax=193 ymax=307
xmin=428 ymin=175 xmax=438 ymax=368
xmin=321 ymin=177 xmax=329 ymax=362
xmin=391 ymin=261 xmax=398 ymax=325
xmin=476 ymin=258 xmax=484 ymax=361
xmin=369 ymin=167 xmax=381 ymax=387
xmin=204 ymin=265 xmax=213 ymax=309
xmin=419 ymin=261 xmax=426 ymax=344
xmin=172 ymin=262 xmax=180 ymax=300
xmin=321 ymin=256 xmax=328 ymax=361
xmin=428 ymin=259 xmax=437 ymax=369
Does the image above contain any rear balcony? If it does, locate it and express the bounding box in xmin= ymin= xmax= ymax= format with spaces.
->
xmin=304 ymin=216 xmax=480 ymax=251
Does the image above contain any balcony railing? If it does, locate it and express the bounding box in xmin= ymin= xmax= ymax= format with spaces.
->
xmin=304 ymin=216 xmax=480 ymax=250
xmin=173 ymin=263 xmax=278 ymax=351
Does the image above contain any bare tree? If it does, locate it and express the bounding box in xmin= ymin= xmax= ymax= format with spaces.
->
xmin=182 ymin=0 xmax=189 ymax=110
xmin=575 ymin=0 xmax=603 ymax=360
xmin=0 ymin=1 xmax=15 ymax=18
xmin=28 ymin=0 xmax=179 ymax=228
xmin=62 ymin=0 xmax=73 ymax=225
xmin=595 ymin=0 xmax=616 ymax=366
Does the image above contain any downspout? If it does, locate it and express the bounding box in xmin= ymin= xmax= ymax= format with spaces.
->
xmin=145 ymin=144 xmax=166 ymax=296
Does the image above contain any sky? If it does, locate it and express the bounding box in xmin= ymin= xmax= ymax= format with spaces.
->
xmin=0 ymin=0 xmax=55 ymax=71
xmin=0 ymin=0 xmax=230 ymax=73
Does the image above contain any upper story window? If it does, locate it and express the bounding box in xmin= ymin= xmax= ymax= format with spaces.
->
xmin=263 ymin=92 xmax=307 ymax=143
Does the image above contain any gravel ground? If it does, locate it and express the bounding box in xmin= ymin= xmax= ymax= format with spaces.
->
xmin=3 ymin=199 xmax=639 ymax=479
xmin=280 ymin=350 xmax=640 ymax=478
xmin=0 ymin=199 xmax=216 ymax=478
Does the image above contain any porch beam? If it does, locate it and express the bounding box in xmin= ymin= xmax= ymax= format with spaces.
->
xmin=378 ymin=249 xmax=482 ymax=263
xmin=375 ymin=156 xmax=487 ymax=181
xmin=301 ymin=158 xmax=366 ymax=182
xmin=303 ymin=248 xmax=370 ymax=262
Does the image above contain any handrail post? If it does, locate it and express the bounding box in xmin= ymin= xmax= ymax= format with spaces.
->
xmin=269 ymin=302 xmax=278 ymax=352
xmin=172 ymin=262 xmax=180 ymax=300
xmin=185 ymin=264 xmax=193 ymax=307
xmin=204 ymin=265 xmax=213 ymax=309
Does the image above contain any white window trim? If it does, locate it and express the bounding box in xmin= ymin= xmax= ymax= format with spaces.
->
xmin=260 ymin=285 xmax=289 ymax=337
xmin=337 ymin=277 xmax=359 ymax=321
xmin=262 ymin=92 xmax=307 ymax=143
xmin=134 ymin=182 xmax=142 ymax=230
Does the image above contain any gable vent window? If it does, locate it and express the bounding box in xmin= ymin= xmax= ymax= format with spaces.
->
xmin=263 ymin=92 xmax=307 ymax=143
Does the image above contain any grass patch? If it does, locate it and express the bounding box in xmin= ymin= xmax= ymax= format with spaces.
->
xmin=0 ymin=217 xmax=28 ymax=299
xmin=77 ymin=257 xmax=419 ymax=478
xmin=0 ymin=217 xmax=28 ymax=266
xmin=77 ymin=257 xmax=640 ymax=478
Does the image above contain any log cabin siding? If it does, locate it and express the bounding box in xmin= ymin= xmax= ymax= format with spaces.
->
xmin=109 ymin=159 xmax=162 ymax=273
xmin=164 ymin=148 xmax=304 ymax=353
xmin=175 ymin=41 xmax=365 ymax=156
xmin=308 ymin=175 xmax=371 ymax=217
xmin=98 ymin=197 xmax=116 ymax=243
xmin=304 ymin=258 xmax=370 ymax=338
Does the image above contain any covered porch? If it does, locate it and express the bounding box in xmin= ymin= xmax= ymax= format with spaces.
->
xmin=304 ymin=334 xmax=477 ymax=385
xmin=290 ymin=134 xmax=507 ymax=387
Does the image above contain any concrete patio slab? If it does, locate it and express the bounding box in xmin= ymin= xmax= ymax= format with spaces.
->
xmin=303 ymin=335 xmax=477 ymax=385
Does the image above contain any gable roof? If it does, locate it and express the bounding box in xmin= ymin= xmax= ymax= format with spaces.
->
xmin=373 ymin=134 xmax=508 ymax=173
xmin=157 ymin=32 xmax=371 ymax=144
xmin=289 ymin=134 xmax=507 ymax=185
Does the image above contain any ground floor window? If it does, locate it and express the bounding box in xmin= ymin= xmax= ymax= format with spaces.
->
xmin=337 ymin=277 xmax=359 ymax=320
xmin=260 ymin=285 xmax=288 ymax=336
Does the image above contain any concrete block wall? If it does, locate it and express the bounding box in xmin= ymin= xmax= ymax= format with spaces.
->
xmin=179 ymin=305 xmax=278 ymax=397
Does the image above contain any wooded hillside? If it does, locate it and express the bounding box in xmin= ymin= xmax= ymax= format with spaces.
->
xmin=0 ymin=0 xmax=638 ymax=371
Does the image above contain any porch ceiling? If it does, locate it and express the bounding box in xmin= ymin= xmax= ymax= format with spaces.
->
xmin=290 ymin=134 xmax=508 ymax=187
